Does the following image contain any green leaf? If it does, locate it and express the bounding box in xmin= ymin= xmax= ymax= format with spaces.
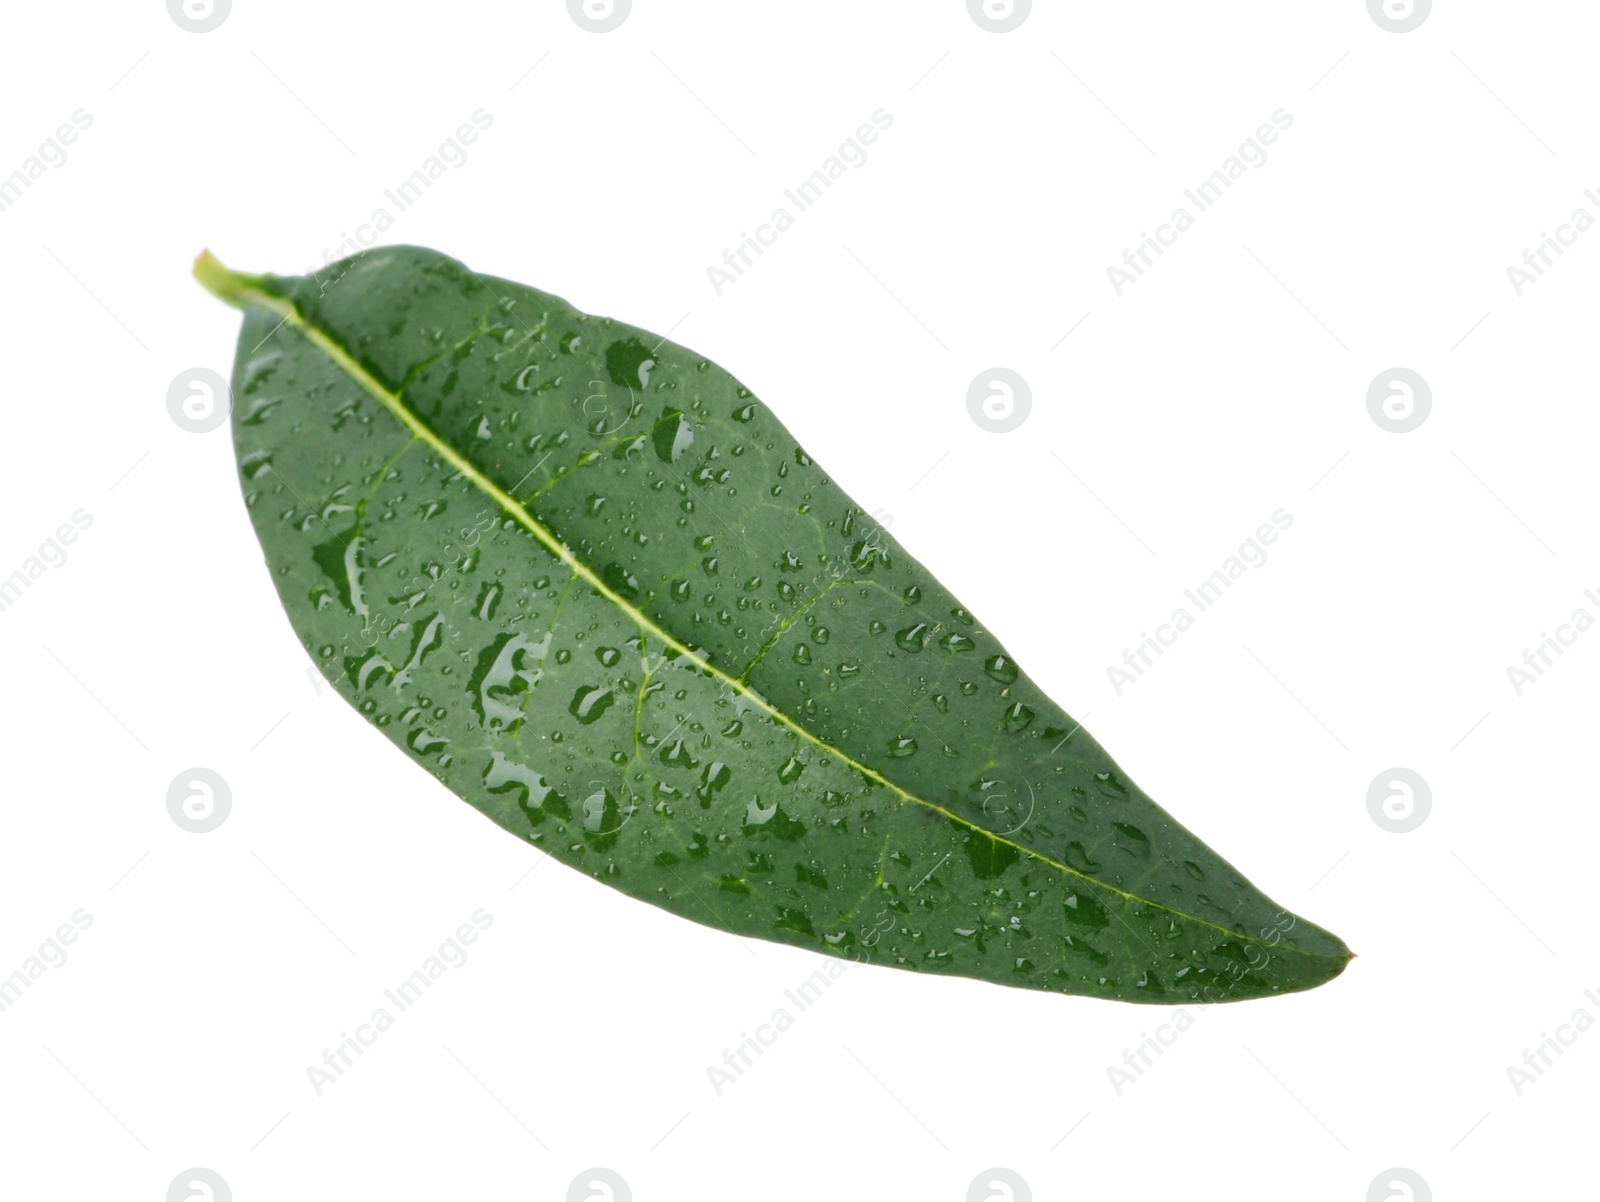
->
xmin=195 ymin=245 xmax=1351 ymax=1004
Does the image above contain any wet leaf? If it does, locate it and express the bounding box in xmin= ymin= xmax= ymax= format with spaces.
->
xmin=196 ymin=246 xmax=1351 ymax=1003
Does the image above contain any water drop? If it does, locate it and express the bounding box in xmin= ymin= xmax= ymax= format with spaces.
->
xmin=1002 ymin=702 xmax=1034 ymax=732
xmin=569 ymin=685 xmax=616 ymax=724
xmin=652 ymin=409 xmax=694 ymax=463
xmin=984 ymin=655 xmax=1019 ymax=684
xmin=895 ymin=623 xmax=929 ymax=653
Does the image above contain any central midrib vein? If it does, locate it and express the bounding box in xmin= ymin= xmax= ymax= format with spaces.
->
xmin=227 ymin=272 xmax=1335 ymax=960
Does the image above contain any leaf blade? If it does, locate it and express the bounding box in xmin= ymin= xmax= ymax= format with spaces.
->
xmin=199 ymin=246 xmax=1351 ymax=1003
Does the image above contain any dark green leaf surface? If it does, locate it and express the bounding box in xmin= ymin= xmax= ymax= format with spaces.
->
xmin=196 ymin=245 xmax=1351 ymax=1004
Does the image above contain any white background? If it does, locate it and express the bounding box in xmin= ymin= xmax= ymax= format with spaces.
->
xmin=1 ymin=2 xmax=1595 ymax=1199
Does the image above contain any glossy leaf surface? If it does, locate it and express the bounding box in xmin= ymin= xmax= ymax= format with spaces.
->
xmin=196 ymin=246 xmax=1351 ymax=1004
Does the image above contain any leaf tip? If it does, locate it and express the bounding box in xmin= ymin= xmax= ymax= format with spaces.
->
xmin=193 ymin=249 xmax=256 ymax=308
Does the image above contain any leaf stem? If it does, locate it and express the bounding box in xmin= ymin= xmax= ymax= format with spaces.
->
xmin=192 ymin=250 xmax=262 ymax=309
